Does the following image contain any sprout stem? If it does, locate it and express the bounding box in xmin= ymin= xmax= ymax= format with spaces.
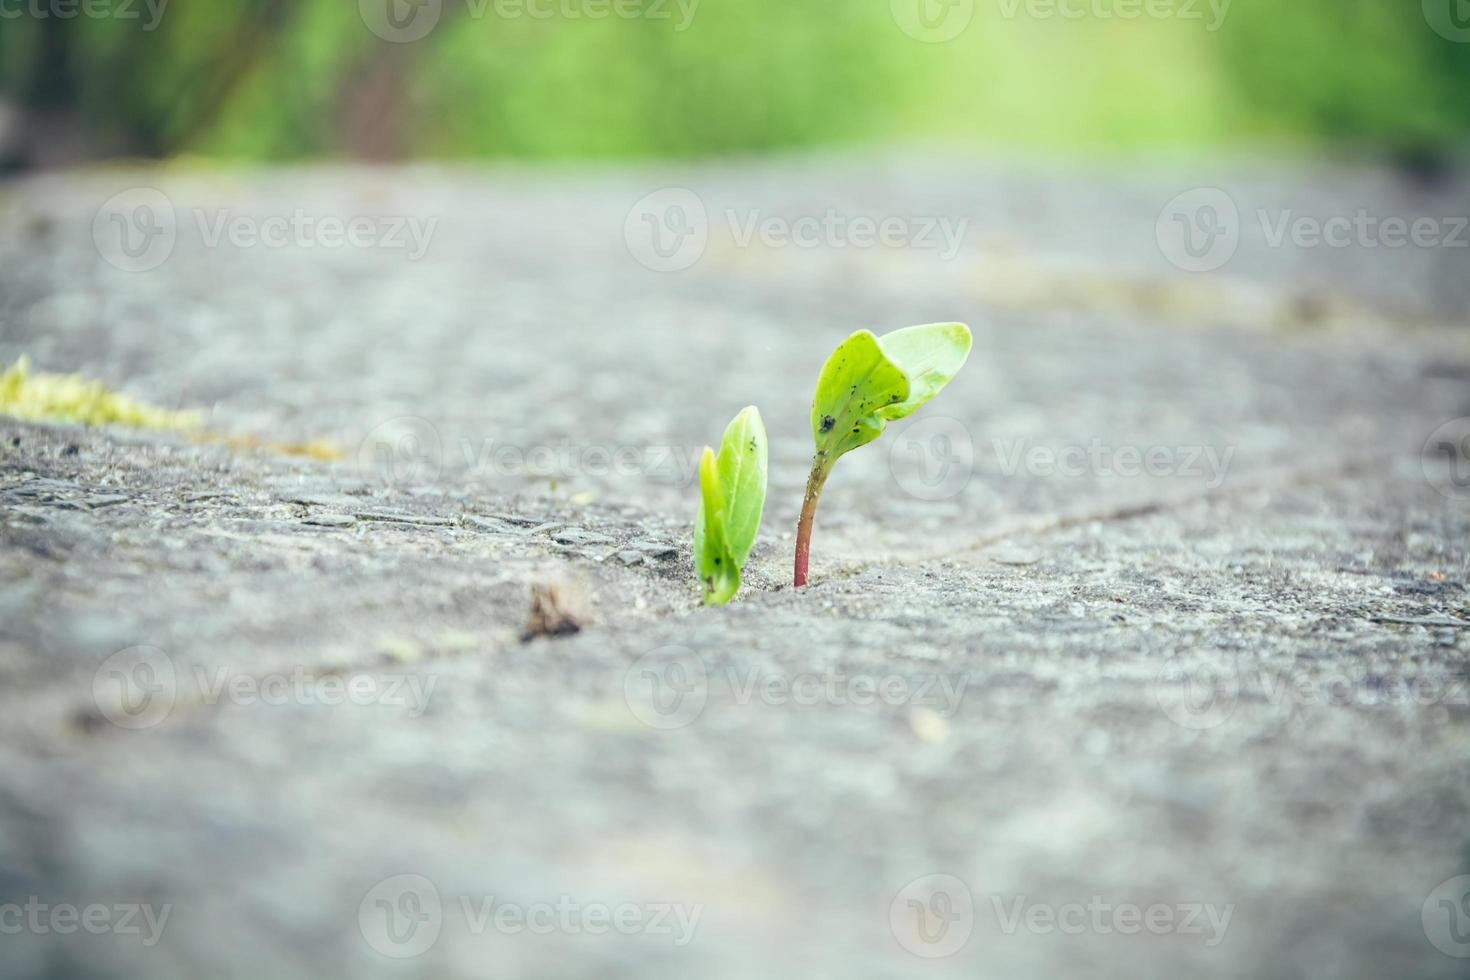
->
xmin=793 ymin=459 xmax=829 ymax=587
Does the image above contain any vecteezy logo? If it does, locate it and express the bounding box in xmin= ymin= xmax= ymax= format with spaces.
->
xmin=1423 ymin=418 xmax=1470 ymax=502
xmin=360 ymin=0 xmax=442 ymax=42
xmin=1423 ymin=875 xmax=1470 ymax=957
xmin=624 ymin=188 xmax=709 ymax=272
xmin=1154 ymin=655 xmax=1240 ymax=730
xmin=92 ymin=188 xmax=177 ymax=272
xmin=358 ymin=416 xmax=443 ymax=489
xmin=890 ymin=0 xmax=974 ymax=42
xmin=889 ymin=874 xmax=974 ymax=958
xmin=623 ymin=646 xmax=709 ymax=729
xmin=1156 ymin=187 xmax=1241 ymax=273
xmin=889 ymin=415 xmax=974 ymax=502
xmin=359 ymin=874 xmax=443 ymax=958
xmin=92 ymin=646 xmax=177 ymax=730
xmin=1424 ymin=0 xmax=1470 ymax=42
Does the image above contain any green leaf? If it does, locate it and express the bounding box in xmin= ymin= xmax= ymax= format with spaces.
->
xmin=694 ymin=406 xmax=768 ymax=605
xmin=875 ymin=322 xmax=973 ymax=421
xmin=809 ymin=322 xmax=972 ymax=466
xmin=716 ymin=405 xmax=768 ymax=565
xmin=808 ymin=329 xmax=911 ymax=462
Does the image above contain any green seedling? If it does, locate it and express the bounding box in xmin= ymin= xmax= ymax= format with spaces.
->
xmin=794 ymin=322 xmax=972 ymax=587
xmin=694 ymin=406 xmax=769 ymax=604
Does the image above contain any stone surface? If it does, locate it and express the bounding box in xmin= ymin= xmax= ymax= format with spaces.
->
xmin=1 ymin=157 xmax=1469 ymax=979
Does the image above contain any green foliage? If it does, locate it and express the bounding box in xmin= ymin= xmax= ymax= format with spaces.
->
xmin=1217 ymin=1 xmax=1470 ymax=150
xmin=694 ymin=406 xmax=767 ymax=605
xmin=5 ymin=0 xmax=1470 ymax=162
xmin=809 ymin=323 xmax=972 ymax=472
xmin=414 ymin=4 xmax=906 ymax=159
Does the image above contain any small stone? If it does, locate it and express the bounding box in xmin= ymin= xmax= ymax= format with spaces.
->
xmin=463 ymin=515 xmax=518 ymax=533
xmin=487 ymin=512 xmax=542 ymax=527
xmin=552 ymin=528 xmax=614 ymax=546
xmin=84 ymin=494 xmax=130 ymax=509
xmin=522 ymin=578 xmax=589 ymax=641
xmin=615 ymin=550 xmax=646 ymax=566
xmin=303 ymin=513 xmax=356 ymax=528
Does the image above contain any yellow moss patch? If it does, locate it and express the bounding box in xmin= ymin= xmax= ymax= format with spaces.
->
xmin=193 ymin=431 xmax=342 ymax=461
xmin=0 ymin=355 xmax=204 ymax=430
xmin=0 ymin=356 xmax=342 ymax=460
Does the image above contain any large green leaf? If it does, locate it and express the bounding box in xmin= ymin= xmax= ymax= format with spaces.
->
xmin=808 ymin=330 xmax=911 ymax=461
xmin=875 ymin=322 xmax=973 ymax=421
xmin=808 ymin=323 xmax=972 ymax=465
xmin=694 ymin=406 xmax=768 ymax=605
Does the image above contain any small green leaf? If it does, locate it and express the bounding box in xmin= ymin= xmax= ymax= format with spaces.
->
xmin=694 ymin=446 xmax=738 ymax=605
xmin=694 ymin=406 xmax=768 ymax=605
xmin=809 ymin=322 xmax=971 ymax=466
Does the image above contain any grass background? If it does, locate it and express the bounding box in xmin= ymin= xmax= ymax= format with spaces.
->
xmin=2 ymin=0 xmax=1468 ymax=163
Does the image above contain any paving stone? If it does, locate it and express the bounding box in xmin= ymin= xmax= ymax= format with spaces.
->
xmin=0 ymin=160 xmax=1468 ymax=980
xmin=83 ymin=494 xmax=130 ymax=508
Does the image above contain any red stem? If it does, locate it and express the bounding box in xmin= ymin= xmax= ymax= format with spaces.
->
xmin=793 ymin=461 xmax=829 ymax=587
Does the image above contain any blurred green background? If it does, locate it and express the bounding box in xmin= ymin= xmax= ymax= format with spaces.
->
xmin=1 ymin=0 xmax=1467 ymax=168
